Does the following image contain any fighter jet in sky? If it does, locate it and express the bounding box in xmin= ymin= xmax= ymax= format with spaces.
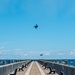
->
xmin=40 ymin=54 xmax=43 ymax=56
xmin=34 ymin=24 xmax=38 ymax=29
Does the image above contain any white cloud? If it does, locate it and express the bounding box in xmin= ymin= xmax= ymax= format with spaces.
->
xmin=73 ymin=49 xmax=75 ymax=51
xmin=14 ymin=48 xmax=22 ymax=51
xmin=69 ymin=49 xmax=75 ymax=56
xmin=0 ymin=49 xmax=75 ymax=59
xmin=0 ymin=50 xmax=29 ymax=59
xmin=0 ymin=52 xmax=2 ymax=54
xmin=24 ymin=54 xmax=28 ymax=56
xmin=57 ymin=53 xmax=63 ymax=56
xmin=44 ymin=52 xmax=50 ymax=56
xmin=0 ymin=42 xmax=9 ymax=45
xmin=0 ymin=46 xmax=5 ymax=49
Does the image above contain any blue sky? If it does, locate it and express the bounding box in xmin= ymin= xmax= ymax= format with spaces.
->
xmin=0 ymin=0 xmax=75 ymax=59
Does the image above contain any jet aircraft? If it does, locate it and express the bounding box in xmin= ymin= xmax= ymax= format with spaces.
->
xmin=40 ymin=54 xmax=43 ymax=56
xmin=34 ymin=24 xmax=38 ymax=29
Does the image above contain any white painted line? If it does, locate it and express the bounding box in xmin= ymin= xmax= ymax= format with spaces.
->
xmin=24 ymin=62 xmax=33 ymax=75
xmin=36 ymin=62 xmax=45 ymax=75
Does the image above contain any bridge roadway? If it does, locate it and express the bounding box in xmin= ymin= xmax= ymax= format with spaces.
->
xmin=9 ymin=61 xmax=58 ymax=75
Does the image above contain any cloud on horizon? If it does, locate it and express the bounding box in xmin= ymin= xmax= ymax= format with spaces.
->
xmin=0 ymin=49 xmax=75 ymax=59
xmin=0 ymin=46 xmax=5 ymax=49
xmin=69 ymin=49 xmax=75 ymax=56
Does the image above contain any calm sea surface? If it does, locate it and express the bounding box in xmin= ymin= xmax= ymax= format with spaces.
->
xmin=0 ymin=59 xmax=75 ymax=66
xmin=62 ymin=59 xmax=75 ymax=66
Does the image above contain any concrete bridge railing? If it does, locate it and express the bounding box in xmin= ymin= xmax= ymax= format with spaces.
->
xmin=38 ymin=60 xmax=75 ymax=75
xmin=0 ymin=60 xmax=31 ymax=75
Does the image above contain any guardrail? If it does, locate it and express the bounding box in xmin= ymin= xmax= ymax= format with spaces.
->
xmin=0 ymin=60 xmax=31 ymax=75
xmin=38 ymin=60 xmax=75 ymax=75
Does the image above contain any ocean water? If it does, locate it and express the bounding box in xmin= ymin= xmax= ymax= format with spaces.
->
xmin=62 ymin=59 xmax=75 ymax=66
xmin=0 ymin=59 xmax=75 ymax=66
xmin=0 ymin=59 xmax=17 ymax=65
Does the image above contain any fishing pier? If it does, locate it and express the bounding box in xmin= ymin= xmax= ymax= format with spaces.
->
xmin=0 ymin=60 xmax=75 ymax=75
